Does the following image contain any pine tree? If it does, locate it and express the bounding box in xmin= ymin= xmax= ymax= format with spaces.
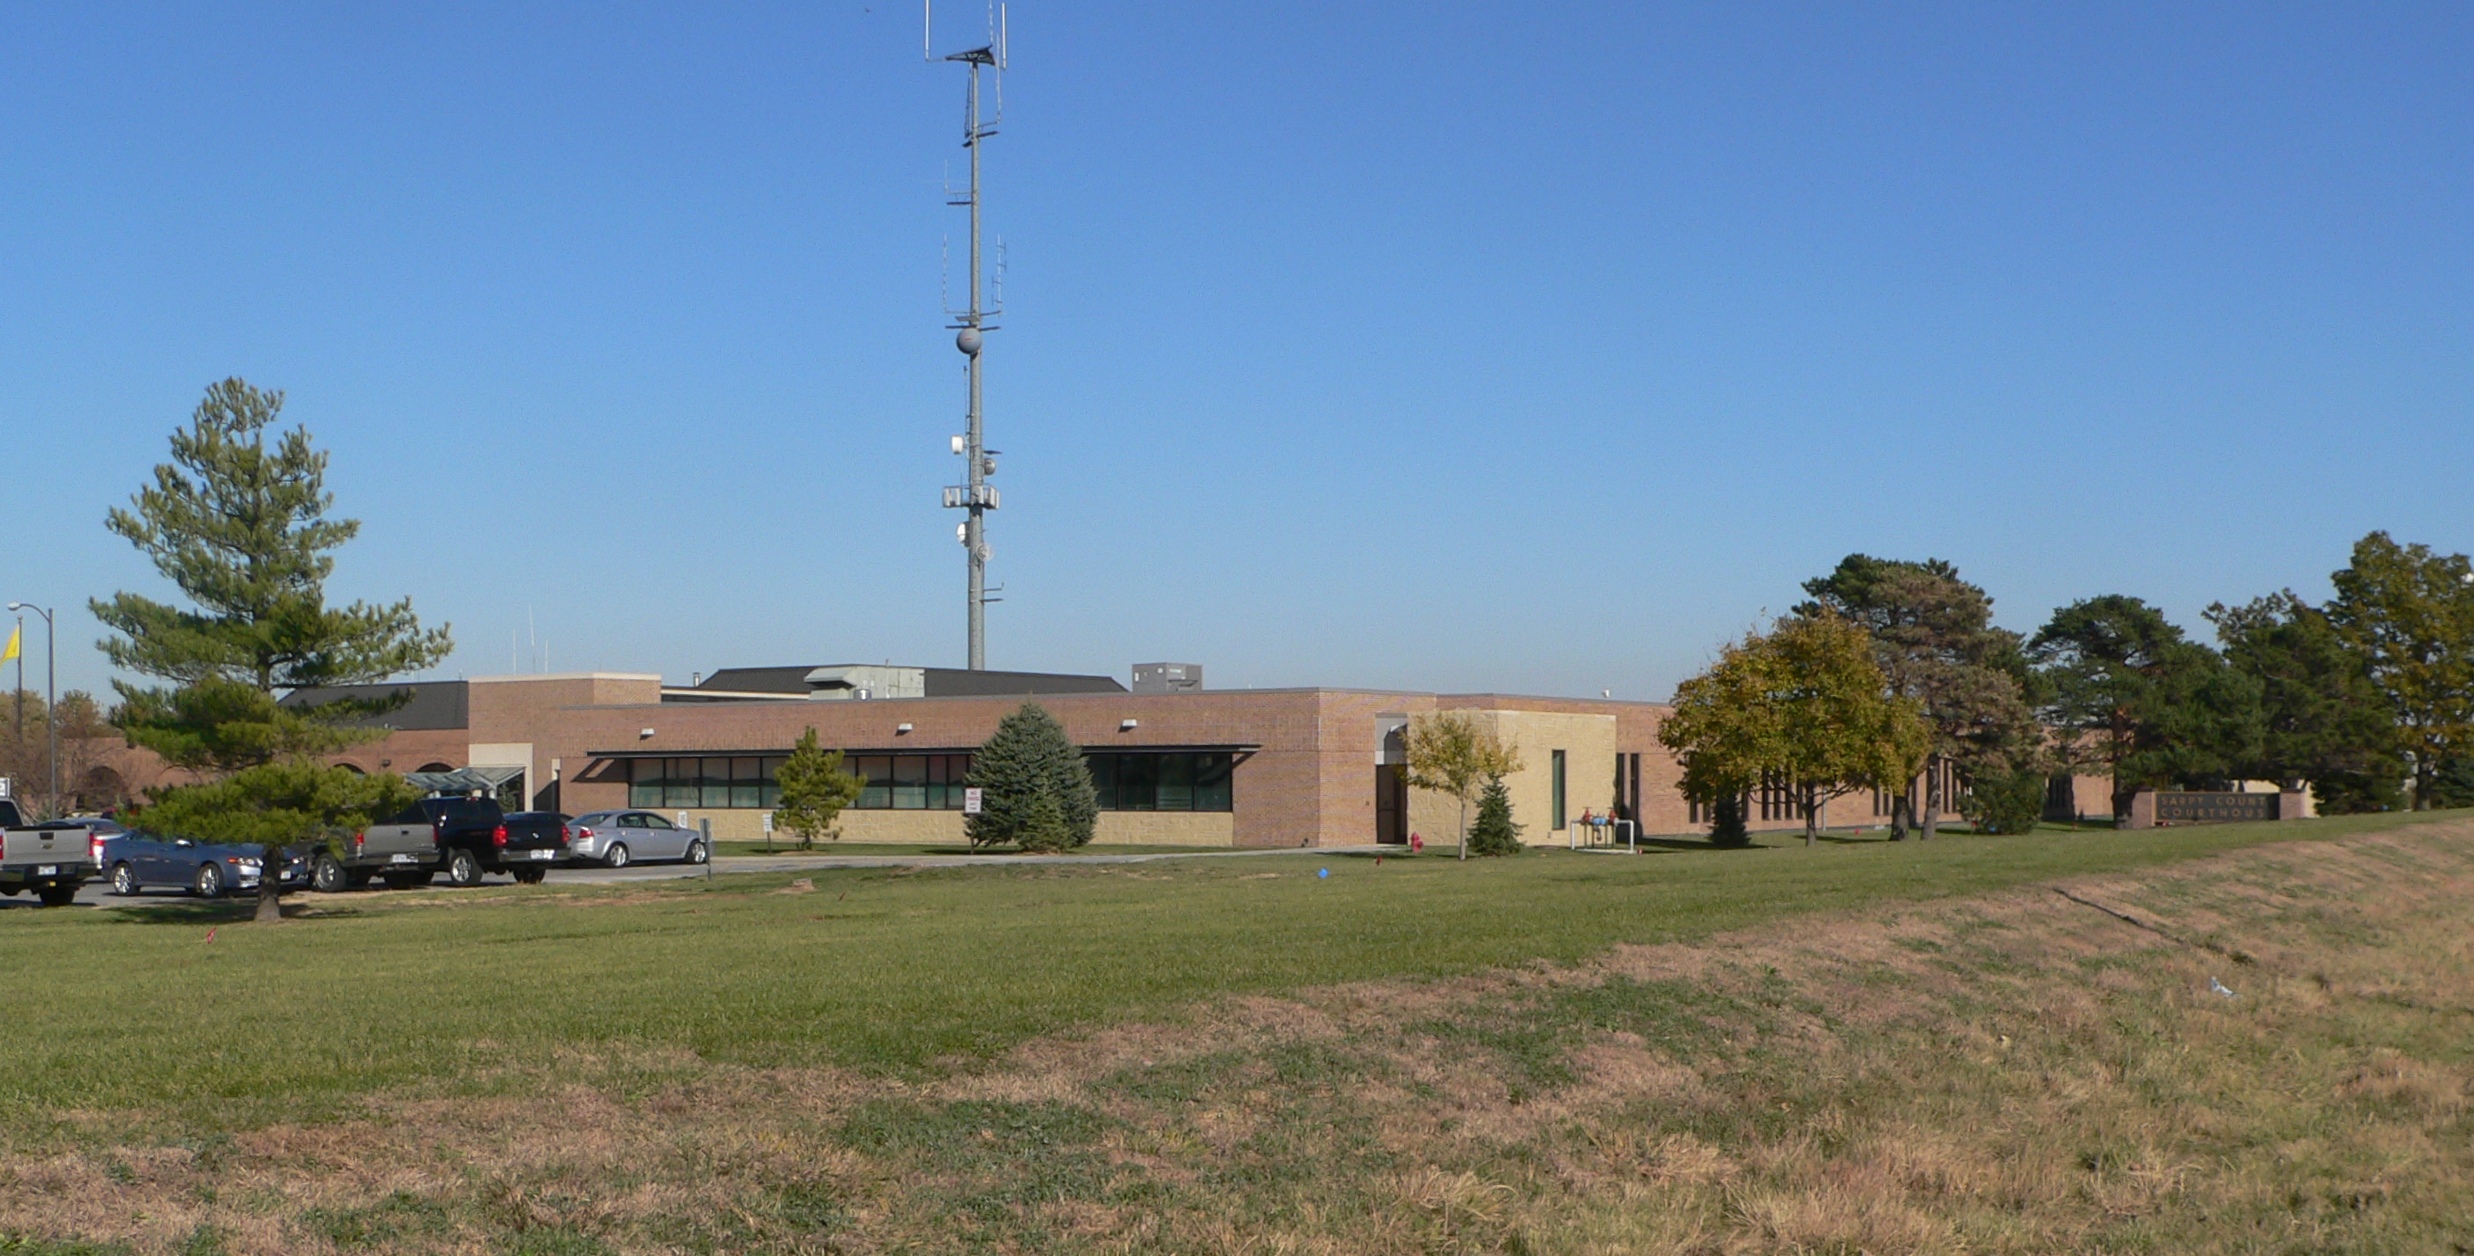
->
xmin=93 ymin=379 xmax=453 ymax=920
xmin=1464 ymin=775 xmax=1523 ymax=856
xmin=1016 ymin=788 xmax=1072 ymax=854
xmin=1798 ymin=555 xmax=2041 ymax=841
xmin=773 ymin=727 xmax=863 ymax=849
xmin=964 ymin=704 xmax=1098 ymax=849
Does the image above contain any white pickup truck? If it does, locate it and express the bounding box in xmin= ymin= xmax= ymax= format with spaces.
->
xmin=0 ymin=798 xmax=103 ymax=907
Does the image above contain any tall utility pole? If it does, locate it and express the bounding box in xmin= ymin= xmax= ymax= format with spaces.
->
xmin=932 ymin=4 xmax=1004 ymax=671
xmin=8 ymin=603 xmax=52 ymax=815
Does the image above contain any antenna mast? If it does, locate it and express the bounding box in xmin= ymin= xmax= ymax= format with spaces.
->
xmin=931 ymin=2 xmax=1006 ymax=671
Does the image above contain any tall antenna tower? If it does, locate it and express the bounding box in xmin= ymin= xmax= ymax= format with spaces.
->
xmin=930 ymin=1 xmax=1007 ymax=671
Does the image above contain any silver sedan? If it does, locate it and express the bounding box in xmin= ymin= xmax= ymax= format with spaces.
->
xmin=565 ymin=810 xmax=710 ymax=868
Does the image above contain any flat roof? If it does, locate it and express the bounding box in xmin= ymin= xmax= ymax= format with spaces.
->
xmin=280 ymin=682 xmax=469 ymax=731
xmin=691 ymin=664 xmax=1127 ymax=698
xmin=588 ymin=742 xmax=1261 ymax=757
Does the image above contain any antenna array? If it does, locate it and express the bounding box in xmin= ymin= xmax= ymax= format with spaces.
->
xmin=928 ymin=1 xmax=1007 ymax=672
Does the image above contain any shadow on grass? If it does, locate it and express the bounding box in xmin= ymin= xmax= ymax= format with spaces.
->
xmin=100 ymin=899 xmax=370 ymax=925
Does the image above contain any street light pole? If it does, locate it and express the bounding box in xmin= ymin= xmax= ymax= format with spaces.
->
xmin=7 ymin=604 xmax=52 ymax=817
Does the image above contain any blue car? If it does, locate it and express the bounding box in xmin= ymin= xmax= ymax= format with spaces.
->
xmin=100 ymin=832 xmax=310 ymax=899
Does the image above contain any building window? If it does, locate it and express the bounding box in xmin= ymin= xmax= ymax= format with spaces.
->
xmin=1550 ymin=750 xmax=1567 ymax=830
xmin=847 ymin=754 xmax=973 ymax=810
xmin=1758 ymin=772 xmax=1802 ymax=823
xmin=626 ymin=754 xmax=957 ymax=810
xmin=625 ymin=749 xmax=1237 ymax=812
xmin=1083 ymin=751 xmax=1234 ymax=812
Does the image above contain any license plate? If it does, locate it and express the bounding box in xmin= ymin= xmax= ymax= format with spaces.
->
xmin=390 ymin=854 xmax=416 ymax=865
xmin=35 ymin=864 xmax=57 ymax=876
xmin=529 ymin=849 xmax=554 ymax=860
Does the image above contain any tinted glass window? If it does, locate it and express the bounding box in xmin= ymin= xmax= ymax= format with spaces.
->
xmin=891 ymin=755 xmax=928 ymax=809
xmin=664 ymin=762 xmax=699 ymax=809
xmin=851 ymin=756 xmax=891 ymax=809
xmin=1194 ymin=753 xmax=1232 ymax=811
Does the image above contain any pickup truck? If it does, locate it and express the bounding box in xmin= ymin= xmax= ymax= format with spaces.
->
xmin=0 ymin=799 xmax=103 ymax=907
xmin=314 ymin=797 xmax=569 ymax=891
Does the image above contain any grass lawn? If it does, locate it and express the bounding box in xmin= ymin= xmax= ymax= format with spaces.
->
xmin=4 ymin=809 xmax=2472 ymax=1253
xmin=0 ymin=808 xmax=2457 ymax=1131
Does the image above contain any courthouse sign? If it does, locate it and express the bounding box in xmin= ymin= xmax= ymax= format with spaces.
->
xmin=2127 ymin=789 xmax=2301 ymax=828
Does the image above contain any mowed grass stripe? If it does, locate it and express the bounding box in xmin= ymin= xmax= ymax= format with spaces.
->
xmin=1 ymin=809 xmax=2458 ymax=1129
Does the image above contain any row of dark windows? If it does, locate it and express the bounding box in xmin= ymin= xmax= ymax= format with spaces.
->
xmin=1086 ymin=752 xmax=1233 ymax=812
xmin=1871 ymin=760 xmax=1967 ymax=816
xmin=627 ymin=750 xmax=1236 ymax=813
xmin=1685 ymin=760 xmax=1971 ymax=825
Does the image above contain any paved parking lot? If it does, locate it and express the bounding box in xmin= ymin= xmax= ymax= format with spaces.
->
xmin=5 ymin=845 xmax=1372 ymax=910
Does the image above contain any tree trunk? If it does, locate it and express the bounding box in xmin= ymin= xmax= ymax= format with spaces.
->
xmin=1889 ymin=781 xmax=1912 ymax=842
xmin=1921 ymin=759 xmax=1941 ymax=842
xmin=1457 ymin=797 xmax=1468 ymax=861
xmin=253 ymin=841 xmax=284 ymax=923
xmin=2111 ymin=775 xmax=2136 ymax=828
xmin=1802 ymin=784 xmax=1818 ymax=847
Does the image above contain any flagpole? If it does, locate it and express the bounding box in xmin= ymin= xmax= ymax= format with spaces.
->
xmin=11 ymin=617 xmax=20 ymax=740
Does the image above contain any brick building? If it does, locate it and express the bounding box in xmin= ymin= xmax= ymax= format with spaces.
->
xmin=88 ymin=663 xmax=1996 ymax=847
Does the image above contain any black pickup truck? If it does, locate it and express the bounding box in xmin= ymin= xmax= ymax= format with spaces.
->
xmin=312 ymin=797 xmax=570 ymax=891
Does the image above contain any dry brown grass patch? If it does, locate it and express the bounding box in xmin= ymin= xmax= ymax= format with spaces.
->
xmin=10 ymin=823 xmax=2474 ymax=1252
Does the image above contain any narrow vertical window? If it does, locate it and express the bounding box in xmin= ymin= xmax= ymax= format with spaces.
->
xmin=1551 ymin=750 xmax=1567 ymax=830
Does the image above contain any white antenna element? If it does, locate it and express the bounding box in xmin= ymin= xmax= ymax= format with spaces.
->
xmin=929 ymin=0 xmax=1007 ymax=671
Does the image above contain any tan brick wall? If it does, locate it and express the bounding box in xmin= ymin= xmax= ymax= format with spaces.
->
xmin=1396 ymin=704 xmax=1618 ymax=848
xmin=645 ymin=806 xmax=1233 ymax=848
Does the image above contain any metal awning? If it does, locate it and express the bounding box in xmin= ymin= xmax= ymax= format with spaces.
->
xmin=406 ymin=765 xmax=526 ymax=795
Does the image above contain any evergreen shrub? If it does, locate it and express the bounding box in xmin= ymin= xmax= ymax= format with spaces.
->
xmin=1960 ymin=768 xmax=2046 ymax=835
xmin=965 ymin=704 xmax=1099 ymax=850
xmin=1466 ymin=776 xmax=1523 ymax=857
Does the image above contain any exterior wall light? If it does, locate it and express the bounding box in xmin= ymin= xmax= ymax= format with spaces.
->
xmin=1120 ymin=718 xmax=1139 ymax=731
xmin=896 ymin=722 xmax=915 ymax=734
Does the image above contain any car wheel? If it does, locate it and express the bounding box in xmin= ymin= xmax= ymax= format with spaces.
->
xmin=604 ymin=843 xmax=630 ymax=869
xmin=512 ymin=867 xmax=547 ymax=885
xmin=193 ymin=861 xmax=225 ymax=899
xmin=111 ymin=862 xmax=139 ymax=896
xmin=685 ymin=839 xmax=709 ymax=866
xmin=311 ymin=854 xmax=348 ymax=893
xmin=38 ymin=882 xmax=79 ymax=907
xmin=445 ymin=848 xmax=482 ymax=887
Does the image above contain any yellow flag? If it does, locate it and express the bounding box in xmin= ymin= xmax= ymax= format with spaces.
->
xmin=1 ymin=624 xmax=17 ymax=663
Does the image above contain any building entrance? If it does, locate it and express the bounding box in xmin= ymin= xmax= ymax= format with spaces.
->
xmin=1375 ymin=765 xmax=1408 ymax=844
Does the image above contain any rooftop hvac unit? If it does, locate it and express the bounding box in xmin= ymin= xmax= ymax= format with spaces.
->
xmin=1131 ymin=663 xmax=1203 ymax=695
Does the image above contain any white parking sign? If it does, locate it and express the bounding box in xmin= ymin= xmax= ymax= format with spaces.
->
xmin=963 ymin=787 xmax=983 ymax=815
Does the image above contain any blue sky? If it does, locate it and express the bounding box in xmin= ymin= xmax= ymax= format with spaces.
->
xmin=3 ymin=3 xmax=2468 ymax=703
